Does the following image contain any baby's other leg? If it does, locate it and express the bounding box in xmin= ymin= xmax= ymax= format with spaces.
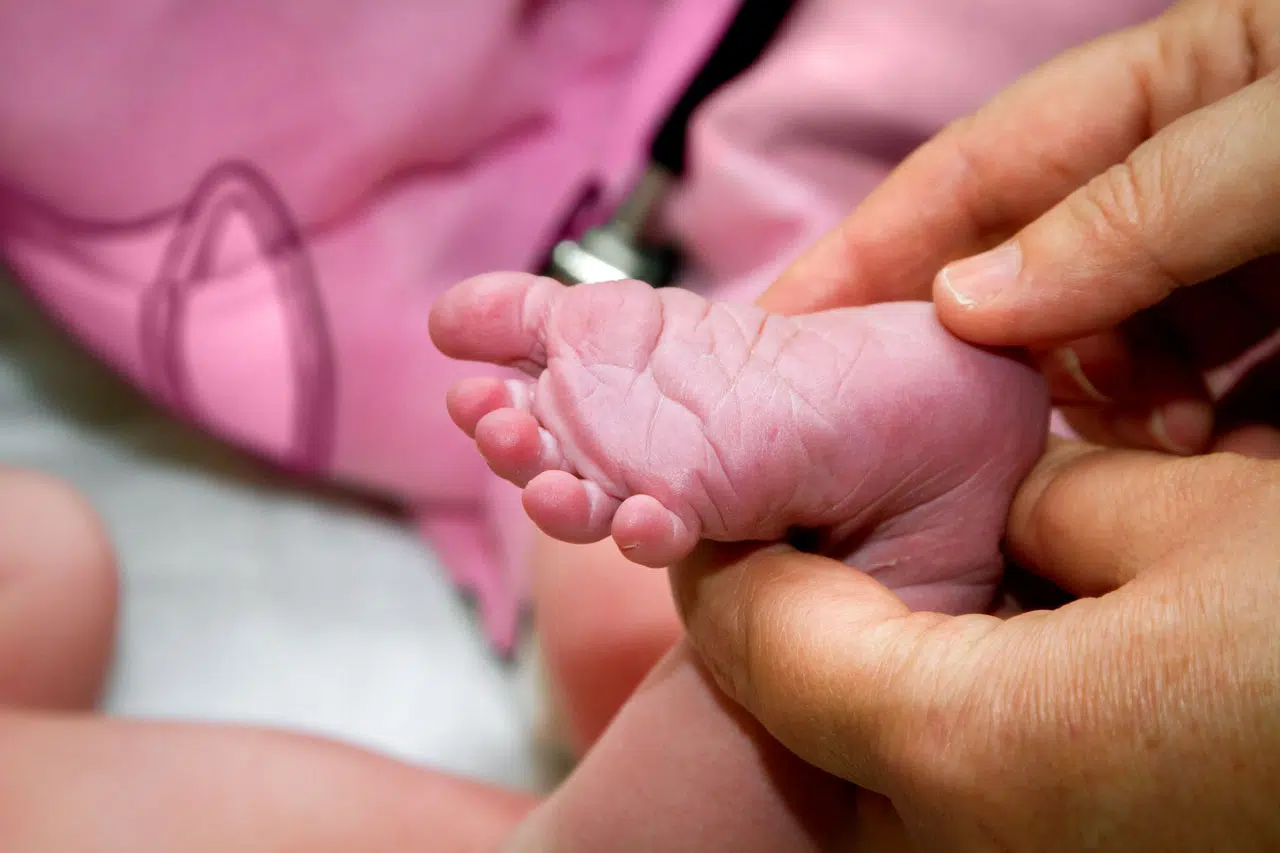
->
xmin=0 ymin=473 xmax=535 ymax=852
xmin=530 ymin=530 xmax=681 ymax=755
xmin=506 ymin=641 xmax=861 ymax=852
xmin=0 ymin=713 xmax=536 ymax=852
xmin=0 ymin=468 xmax=117 ymax=709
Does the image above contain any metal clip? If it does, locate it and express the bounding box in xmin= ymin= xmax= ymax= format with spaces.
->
xmin=543 ymin=164 xmax=679 ymax=287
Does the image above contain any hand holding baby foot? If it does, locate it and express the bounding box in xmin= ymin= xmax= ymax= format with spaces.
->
xmin=432 ymin=273 xmax=1049 ymax=614
xmin=759 ymin=0 xmax=1280 ymax=458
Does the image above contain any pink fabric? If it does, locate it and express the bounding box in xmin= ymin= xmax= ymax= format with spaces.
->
xmin=0 ymin=0 xmax=1170 ymax=651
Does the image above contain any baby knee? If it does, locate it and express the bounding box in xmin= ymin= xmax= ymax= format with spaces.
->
xmin=0 ymin=469 xmax=118 ymax=597
xmin=0 ymin=469 xmax=118 ymax=706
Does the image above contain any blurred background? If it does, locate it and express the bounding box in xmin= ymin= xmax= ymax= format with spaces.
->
xmin=0 ymin=272 xmax=544 ymax=791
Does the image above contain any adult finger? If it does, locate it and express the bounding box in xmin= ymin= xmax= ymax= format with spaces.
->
xmin=1001 ymin=437 xmax=1269 ymax=596
xmin=672 ymin=540 xmax=954 ymax=793
xmin=1215 ymin=423 xmax=1280 ymax=458
xmin=669 ymin=438 xmax=1271 ymax=791
xmin=1041 ymin=320 xmax=1214 ymax=455
xmin=1214 ymin=350 xmax=1280 ymax=454
xmin=1039 ymin=266 xmax=1280 ymax=454
xmin=758 ymin=0 xmax=1277 ymax=316
xmin=935 ymin=69 xmax=1280 ymax=345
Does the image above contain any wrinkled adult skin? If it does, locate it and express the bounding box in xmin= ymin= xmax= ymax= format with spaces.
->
xmin=678 ymin=445 xmax=1280 ymax=851
xmin=672 ymin=0 xmax=1280 ymax=849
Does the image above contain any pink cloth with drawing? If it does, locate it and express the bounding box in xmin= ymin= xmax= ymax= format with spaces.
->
xmin=0 ymin=0 xmax=1169 ymax=652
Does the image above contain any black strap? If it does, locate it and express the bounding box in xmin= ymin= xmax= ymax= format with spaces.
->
xmin=648 ymin=0 xmax=799 ymax=176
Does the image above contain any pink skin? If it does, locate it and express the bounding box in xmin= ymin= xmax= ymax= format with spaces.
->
xmin=503 ymin=641 xmax=865 ymax=853
xmin=430 ymin=272 xmax=1050 ymax=617
xmin=431 ymin=271 xmax=1050 ymax=852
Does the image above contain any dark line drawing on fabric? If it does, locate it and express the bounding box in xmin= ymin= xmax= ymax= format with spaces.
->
xmin=138 ymin=161 xmax=336 ymax=474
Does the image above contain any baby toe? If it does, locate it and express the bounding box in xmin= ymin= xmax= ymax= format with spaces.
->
xmin=611 ymin=495 xmax=699 ymax=568
xmin=475 ymin=408 xmax=548 ymax=487
xmin=448 ymin=377 xmax=532 ymax=437
xmin=524 ymin=471 xmax=618 ymax=544
xmin=429 ymin=272 xmax=561 ymax=374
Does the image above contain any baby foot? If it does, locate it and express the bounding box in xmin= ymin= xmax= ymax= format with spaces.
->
xmin=430 ymin=273 xmax=1048 ymax=609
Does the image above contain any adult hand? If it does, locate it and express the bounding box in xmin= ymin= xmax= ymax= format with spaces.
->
xmin=670 ymin=3 xmax=1280 ymax=847
xmin=759 ymin=0 xmax=1280 ymax=457
xmin=671 ymin=440 xmax=1280 ymax=851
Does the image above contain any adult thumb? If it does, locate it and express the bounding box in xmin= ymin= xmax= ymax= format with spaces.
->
xmin=934 ymin=70 xmax=1280 ymax=348
xmin=670 ymin=438 xmax=1278 ymax=794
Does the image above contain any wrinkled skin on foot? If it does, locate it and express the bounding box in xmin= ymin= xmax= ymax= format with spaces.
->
xmin=431 ymin=273 xmax=1049 ymax=616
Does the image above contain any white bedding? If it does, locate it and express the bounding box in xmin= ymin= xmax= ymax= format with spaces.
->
xmin=0 ymin=278 xmax=543 ymax=791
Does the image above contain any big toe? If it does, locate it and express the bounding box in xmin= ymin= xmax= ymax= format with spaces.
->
xmin=429 ymin=272 xmax=561 ymax=373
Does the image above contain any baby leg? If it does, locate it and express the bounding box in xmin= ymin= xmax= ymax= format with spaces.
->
xmin=0 ymin=472 xmax=535 ymax=852
xmin=530 ymin=530 xmax=681 ymax=755
xmin=0 ymin=468 xmax=117 ymax=709
xmin=0 ymin=712 xmax=536 ymax=852
xmin=505 ymin=640 xmax=861 ymax=852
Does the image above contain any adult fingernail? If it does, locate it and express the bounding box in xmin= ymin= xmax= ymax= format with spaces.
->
xmin=1149 ymin=400 xmax=1213 ymax=455
xmin=1053 ymin=347 xmax=1111 ymax=403
xmin=937 ymin=241 xmax=1022 ymax=308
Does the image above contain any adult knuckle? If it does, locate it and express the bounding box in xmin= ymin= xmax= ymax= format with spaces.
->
xmin=1074 ymin=153 xmax=1192 ymax=288
xmin=723 ymin=562 xmax=806 ymax=716
xmin=1080 ymin=160 xmax=1154 ymax=247
xmin=700 ymin=594 xmax=761 ymax=710
xmin=885 ymin=616 xmax=1013 ymax=803
xmin=936 ymin=114 xmax=1021 ymax=234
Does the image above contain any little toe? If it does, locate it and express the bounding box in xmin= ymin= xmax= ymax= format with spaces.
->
xmin=447 ymin=377 xmax=534 ymax=437
xmin=523 ymin=471 xmax=618 ymax=544
xmin=429 ymin=272 xmax=562 ymax=374
xmin=611 ymin=495 xmax=699 ymax=568
xmin=475 ymin=408 xmax=550 ymax=487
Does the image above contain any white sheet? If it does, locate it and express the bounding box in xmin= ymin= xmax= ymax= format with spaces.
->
xmin=0 ymin=277 xmax=543 ymax=791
